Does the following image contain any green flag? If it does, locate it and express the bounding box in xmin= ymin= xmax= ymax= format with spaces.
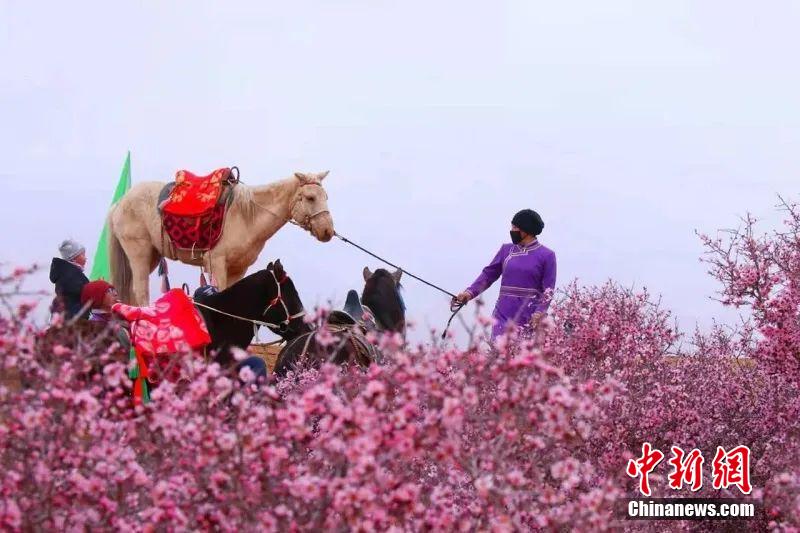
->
xmin=90 ymin=152 xmax=131 ymax=281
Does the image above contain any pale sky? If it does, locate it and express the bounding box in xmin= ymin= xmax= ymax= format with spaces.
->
xmin=2 ymin=1 xmax=798 ymax=343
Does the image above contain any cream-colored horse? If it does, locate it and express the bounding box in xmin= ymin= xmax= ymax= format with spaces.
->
xmin=108 ymin=171 xmax=335 ymax=306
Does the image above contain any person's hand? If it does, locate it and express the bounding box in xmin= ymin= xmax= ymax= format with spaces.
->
xmin=455 ymin=291 xmax=472 ymax=304
xmin=451 ymin=291 xmax=472 ymax=311
xmin=529 ymin=312 xmax=544 ymax=329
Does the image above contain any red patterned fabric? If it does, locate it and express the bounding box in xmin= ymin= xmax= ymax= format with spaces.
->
xmin=162 ymin=202 xmax=226 ymax=251
xmin=112 ymin=289 xmax=210 ymax=383
xmin=161 ymin=168 xmax=231 ymax=217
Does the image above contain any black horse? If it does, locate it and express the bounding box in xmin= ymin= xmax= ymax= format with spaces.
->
xmin=193 ymin=260 xmax=311 ymax=370
xmin=195 ymin=260 xmax=407 ymax=379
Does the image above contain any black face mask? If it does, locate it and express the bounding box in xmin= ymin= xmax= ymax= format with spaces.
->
xmin=510 ymin=230 xmax=523 ymax=244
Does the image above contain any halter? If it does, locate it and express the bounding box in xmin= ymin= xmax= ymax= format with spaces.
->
xmin=250 ymin=180 xmax=330 ymax=232
xmin=291 ymin=181 xmax=330 ymax=232
xmin=262 ymin=268 xmax=306 ymax=332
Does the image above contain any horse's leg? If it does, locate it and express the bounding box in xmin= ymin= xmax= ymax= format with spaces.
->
xmin=127 ymin=244 xmax=154 ymax=306
xmin=207 ymin=254 xmax=228 ymax=290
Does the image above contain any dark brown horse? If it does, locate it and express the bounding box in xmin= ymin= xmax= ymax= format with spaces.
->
xmin=361 ymin=267 xmax=406 ymax=335
xmin=273 ymin=266 xmax=406 ymax=378
xmin=272 ymin=316 xmax=380 ymax=378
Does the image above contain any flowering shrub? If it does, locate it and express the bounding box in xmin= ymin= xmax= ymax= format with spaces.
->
xmin=544 ymin=282 xmax=798 ymax=529
xmin=698 ymin=199 xmax=800 ymax=377
xmin=1 ymin=275 xmax=623 ymax=531
xmin=2 ymin=198 xmax=800 ymax=531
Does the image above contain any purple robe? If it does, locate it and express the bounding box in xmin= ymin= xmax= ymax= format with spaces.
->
xmin=465 ymin=240 xmax=557 ymax=339
xmin=89 ymin=310 xmax=111 ymax=323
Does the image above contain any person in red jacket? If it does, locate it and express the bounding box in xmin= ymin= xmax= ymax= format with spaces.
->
xmin=80 ymin=280 xmax=119 ymax=323
xmin=80 ymin=280 xmax=131 ymax=352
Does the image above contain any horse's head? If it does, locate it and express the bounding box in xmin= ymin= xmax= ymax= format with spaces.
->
xmin=361 ymin=267 xmax=406 ymax=334
xmin=265 ymin=259 xmax=310 ymax=339
xmin=291 ymin=171 xmax=335 ymax=242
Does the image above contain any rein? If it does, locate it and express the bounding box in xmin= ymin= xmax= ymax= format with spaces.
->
xmin=193 ymin=269 xmax=305 ymax=340
xmin=193 ymin=301 xmax=288 ymax=331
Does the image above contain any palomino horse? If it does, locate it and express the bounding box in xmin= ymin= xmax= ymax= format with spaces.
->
xmin=108 ymin=171 xmax=335 ymax=306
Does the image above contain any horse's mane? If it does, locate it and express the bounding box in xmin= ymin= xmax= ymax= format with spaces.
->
xmin=200 ymin=269 xmax=271 ymax=318
xmin=230 ymin=184 xmax=256 ymax=223
xmin=195 ymin=269 xmax=274 ymax=365
xmin=362 ymin=269 xmax=405 ymax=332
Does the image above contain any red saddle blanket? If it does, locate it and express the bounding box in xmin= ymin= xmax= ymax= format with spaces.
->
xmin=161 ymin=168 xmax=232 ymax=217
xmin=160 ymin=167 xmax=236 ymax=252
xmin=112 ymin=289 xmax=211 ymax=384
xmin=162 ymin=204 xmax=226 ymax=252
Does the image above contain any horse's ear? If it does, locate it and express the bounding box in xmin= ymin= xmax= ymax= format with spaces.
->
xmin=392 ymin=269 xmax=402 ymax=284
xmin=363 ymin=267 xmax=373 ymax=282
xmin=294 ymin=172 xmax=307 ymax=182
xmin=318 ymin=170 xmax=329 ymax=180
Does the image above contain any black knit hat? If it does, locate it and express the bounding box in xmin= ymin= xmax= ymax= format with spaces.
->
xmin=511 ymin=209 xmax=544 ymax=236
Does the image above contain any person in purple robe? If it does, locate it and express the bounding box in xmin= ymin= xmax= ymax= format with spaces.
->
xmin=455 ymin=209 xmax=557 ymax=339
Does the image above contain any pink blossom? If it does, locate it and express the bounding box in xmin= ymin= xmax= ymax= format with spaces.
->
xmin=217 ymin=432 xmax=237 ymax=451
xmin=238 ymin=365 xmax=256 ymax=383
xmin=474 ymin=475 xmax=493 ymax=499
xmin=231 ymin=347 xmax=249 ymax=362
xmin=3 ymin=245 xmax=800 ymax=531
xmin=52 ymin=344 xmax=71 ymax=356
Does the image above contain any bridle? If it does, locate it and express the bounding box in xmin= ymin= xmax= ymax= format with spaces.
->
xmin=263 ymin=268 xmax=306 ymax=333
xmin=250 ymin=180 xmax=330 ymax=233
xmin=289 ymin=181 xmax=330 ymax=232
xmin=191 ymin=269 xmax=306 ymax=337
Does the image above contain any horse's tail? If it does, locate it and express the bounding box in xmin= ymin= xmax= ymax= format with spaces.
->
xmin=108 ymin=208 xmax=133 ymax=304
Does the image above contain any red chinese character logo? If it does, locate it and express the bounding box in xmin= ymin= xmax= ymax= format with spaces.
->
xmin=627 ymin=442 xmax=665 ymax=496
xmin=712 ymin=445 xmax=752 ymax=494
xmin=668 ymin=446 xmax=704 ymax=491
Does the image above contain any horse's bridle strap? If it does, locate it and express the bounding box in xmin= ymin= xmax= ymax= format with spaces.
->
xmin=294 ymin=181 xmax=329 ymax=230
xmin=263 ymin=269 xmax=306 ymax=328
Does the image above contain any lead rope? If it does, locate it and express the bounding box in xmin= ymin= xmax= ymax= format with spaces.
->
xmin=331 ymin=232 xmax=465 ymax=340
xmin=251 ymin=192 xmax=467 ymax=339
xmin=443 ymin=301 xmax=466 ymax=340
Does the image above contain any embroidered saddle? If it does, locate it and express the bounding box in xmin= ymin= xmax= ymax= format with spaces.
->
xmin=159 ymin=167 xmax=239 ymax=252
